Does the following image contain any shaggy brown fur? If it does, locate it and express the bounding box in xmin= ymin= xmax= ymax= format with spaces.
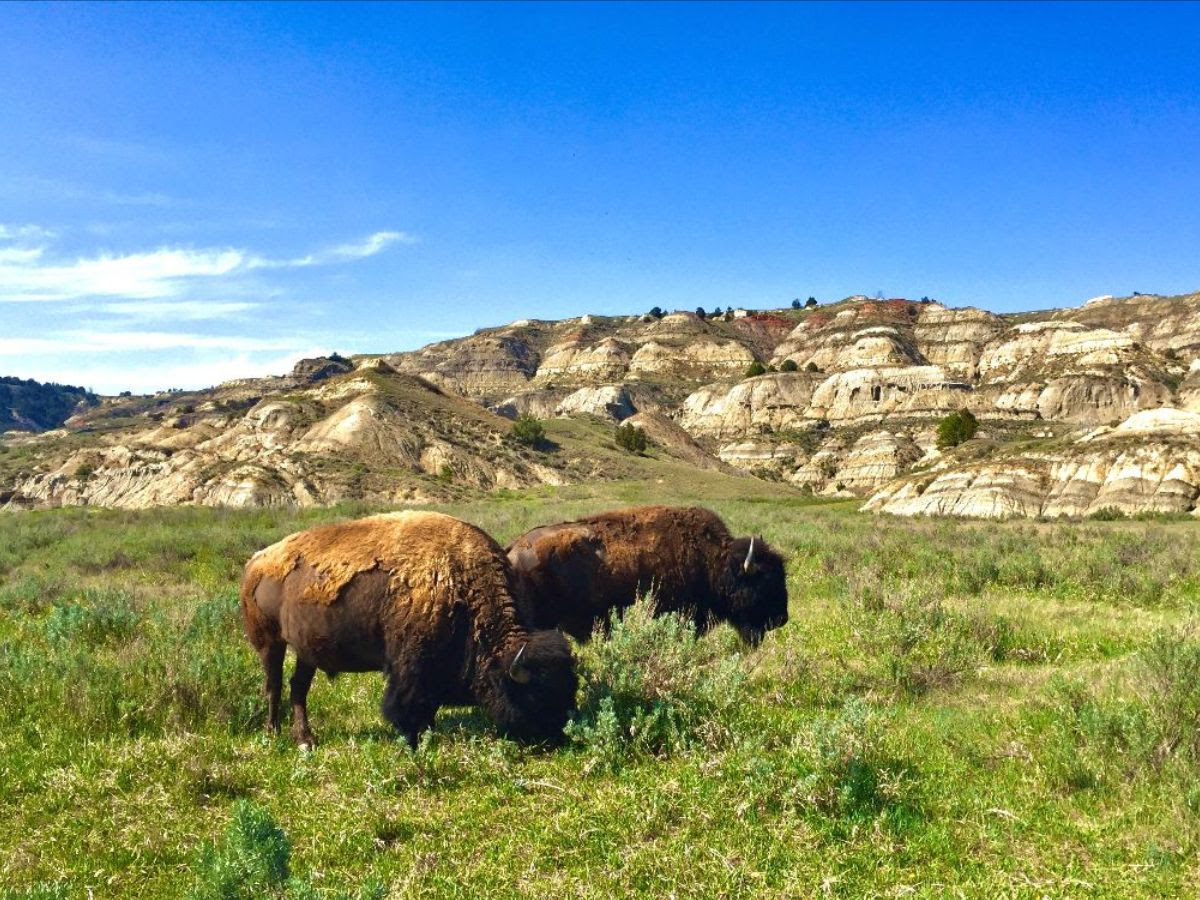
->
xmin=241 ymin=511 xmax=577 ymax=748
xmin=507 ymin=505 xmax=788 ymax=644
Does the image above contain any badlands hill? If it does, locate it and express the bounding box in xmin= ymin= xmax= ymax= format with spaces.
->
xmin=5 ymin=290 xmax=1200 ymax=517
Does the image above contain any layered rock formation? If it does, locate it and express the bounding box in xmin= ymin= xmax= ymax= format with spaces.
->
xmin=863 ymin=409 xmax=1200 ymax=519
xmin=7 ymin=290 xmax=1200 ymax=517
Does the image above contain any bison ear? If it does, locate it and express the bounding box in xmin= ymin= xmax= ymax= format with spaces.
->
xmin=508 ymin=643 xmax=532 ymax=683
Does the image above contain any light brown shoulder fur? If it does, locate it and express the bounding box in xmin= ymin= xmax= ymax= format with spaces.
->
xmin=246 ymin=511 xmax=498 ymax=606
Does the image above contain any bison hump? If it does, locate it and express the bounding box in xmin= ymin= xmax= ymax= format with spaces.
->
xmin=249 ymin=511 xmax=497 ymax=606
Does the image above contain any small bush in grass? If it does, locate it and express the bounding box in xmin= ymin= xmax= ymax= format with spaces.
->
xmin=510 ymin=414 xmax=546 ymax=448
xmin=188 ymin=800 xmax=386 ymax=900
xmin=1036 ymin=628 xmax=1200 ymax=791
xmin=189 ymin=800 xmax=291 ymax=899
xmin=42 ymin=589 xmax=140 ymax=647
xmin=1139 ymin=627 xmax=1200 ymax=762
xmin=566 ymin=597 xmax=746 ymax=769
xmin=841 ymin=582 xmax=981 ymax=697
xmin=800 ymin=699 xmax=911 ymax=819
xmin=743 ymin=360 xmax=766 ymax=378
xmin=779 ymin=358 xmax=798 ymax=372
xmin=614 ymin=422 xmax=648 ymax=454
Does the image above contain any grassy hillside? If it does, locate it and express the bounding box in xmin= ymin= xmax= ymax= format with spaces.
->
xmin=0 ymin=376 xmax=98 ymax=432
xmin=1 ymin=487 xmax=1199 ymax=895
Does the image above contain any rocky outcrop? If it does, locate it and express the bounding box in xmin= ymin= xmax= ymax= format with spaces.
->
xmin=388 ymin=332 xmax=539 ymax=401
xmin=769 ymin=301 xmax=927 ymax=372
xmin=490 ymin=390 xmax=567 ymax=420
xmin=628 ymin=339 xmax=756 ymax=380
xmin=978 ymin=321 xmax=1142 ymax=379
xmin=680 ymin=373 xmax=823 ymax=438
xmin=807 ymin=366 xmax=972 ymax=424
xmin=864 ymin=408 xmax=1200 ymax=519
xmin=291 ymin=355 xmax=354 ymax=383
xmin=555 ymin=385 xmax=637 ymax=421
xmin=534 ymin=337 xmax=631 ymax=385
xmin=913 ymin=305 xmax=1003 ymax=380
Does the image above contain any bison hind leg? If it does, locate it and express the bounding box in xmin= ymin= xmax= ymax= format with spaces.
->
xmin=289 ymin=659 xmax=318 ymax=750
xmin=381 ymin=670 xmax=437 ymax=750
xmin=258 ymin=642 xmax=286 ymax=735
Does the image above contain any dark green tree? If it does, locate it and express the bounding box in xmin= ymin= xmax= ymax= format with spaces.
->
xmin=511 ymin=414 xmax=547 ymax=448
xmin=744 ymin=361 xmax=767 ymax=378
xmin=779 ymin=359 xmax=798 ymax=372
xmin=614 ymin=422 xmax=648 ymax=454
xmin=936 ymin=408 xmax=979 ymax=450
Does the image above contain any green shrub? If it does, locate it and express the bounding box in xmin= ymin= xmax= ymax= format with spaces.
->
xmin=799 ymin=699 xmax=909 ymax=819
xmin=43 ymin=590 xmax=139 ymax=647
xmin=1036 ymin=628 xmax=1200 ymax=791
xmin=510 ymin=414 xmax=546 ymax=448
xmin=188 ymin=801 xmax=291 ymax=899
xmin=614 ymin=422 xmax=648 ymax=454
xmin=935 ymin=408 xmax=979 ymax=449
xmin=744 ymin=361 xmax=766 ymax=378
xmin=779 ymin=359 xmax=798 ymax=372
xmin=566 ymin=597 xmax=746 ymax=769
xmin=841 ymin=582 xmax=981 ymax=697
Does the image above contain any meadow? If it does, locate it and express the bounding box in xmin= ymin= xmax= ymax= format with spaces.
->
xmin=1 ymin=480 xmax=1199 ymax=897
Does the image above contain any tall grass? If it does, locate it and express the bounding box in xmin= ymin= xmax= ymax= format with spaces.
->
xmin=1 ymin=497 xmax=1199 ymax=895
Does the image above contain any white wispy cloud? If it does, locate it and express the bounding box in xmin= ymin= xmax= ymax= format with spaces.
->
xmin=256 ymin=230 xmax=416 ymax=268
xmin=0 ymin=224 xmax=57 ymax=241
xmin=0 ymin=247 xmax=248 ymax=302
xmin=97 ymin=299 xmax=260 ymax=321
xmin=0 ymin=229 xmax=413 ymax=303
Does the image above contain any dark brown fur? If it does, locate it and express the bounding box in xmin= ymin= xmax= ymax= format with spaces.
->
xmin=240 ymin=511 xmax=576 ymax=748
xmin=507 ymin=505 xmax=788 ymax=644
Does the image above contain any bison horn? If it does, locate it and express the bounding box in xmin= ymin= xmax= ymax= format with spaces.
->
xmin=509 ymin=643 xmax=531 ymax=683
xmin=743 ymin=537 xmax=756 ymax=573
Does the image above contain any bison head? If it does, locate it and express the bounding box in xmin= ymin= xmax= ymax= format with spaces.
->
xmin=715 ymin=535 xmax=788 ymax=645
xmin=487 ymin=630 xmax=578 ymax=744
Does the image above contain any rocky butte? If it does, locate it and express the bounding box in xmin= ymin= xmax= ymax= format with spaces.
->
xmin=4 ymin=290 xmax=1200 ymax=519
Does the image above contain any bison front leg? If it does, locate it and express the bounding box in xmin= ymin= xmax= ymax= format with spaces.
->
xmin=259 ymin=642 xmax=286 ymax=735
xmin=381 ymin=668 xmax=437 ymax=750
xmin=289 ymin=659 xmax=318 ymax=749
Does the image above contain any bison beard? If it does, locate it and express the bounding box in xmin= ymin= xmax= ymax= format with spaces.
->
xmin=507 ymin=505 xmax=788 ymax=644
xmin=240 ymin=511 xmax=577 ymax=749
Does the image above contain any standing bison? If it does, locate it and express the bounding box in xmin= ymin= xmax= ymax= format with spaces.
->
xmin=240 ymin=511 xmax=577 ymax=749
xmin=507 ymin=505 xmax=788 ymax=645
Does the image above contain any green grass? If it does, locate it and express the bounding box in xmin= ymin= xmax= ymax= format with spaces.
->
xmin=1 ymin=489 xmax=1199 ymax=896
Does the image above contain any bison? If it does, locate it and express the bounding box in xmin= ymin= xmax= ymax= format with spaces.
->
xmin=506 ymin=505 xmax=788 ymax=645
xmin=240 ymin=511 xmax=577 ymax=749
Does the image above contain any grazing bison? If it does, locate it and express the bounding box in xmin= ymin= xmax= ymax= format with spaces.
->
xmin=507 ymin=505 xmax=788 ymax=645
xmin=240 ymin=511 xmax=577 ymax=749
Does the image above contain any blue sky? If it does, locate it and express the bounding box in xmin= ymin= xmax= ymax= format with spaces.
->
xmin=1 ymin=2 xmax=1198 ymax=393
